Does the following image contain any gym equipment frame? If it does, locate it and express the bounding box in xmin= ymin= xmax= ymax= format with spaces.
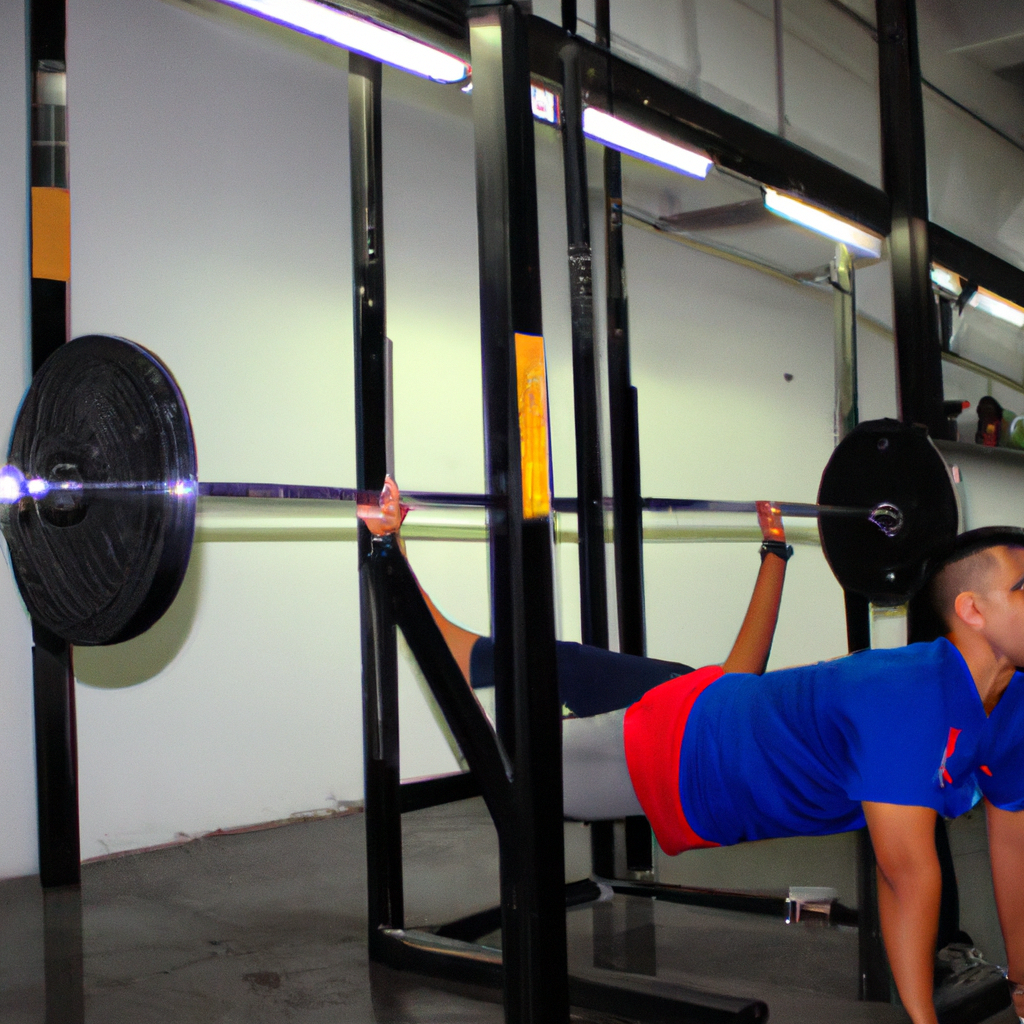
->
xmin=348 ymin=3 xmax=1024 ymax=1024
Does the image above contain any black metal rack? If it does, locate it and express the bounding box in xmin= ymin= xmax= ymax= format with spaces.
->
xmin=27 ymin=0 xmax=79 ymax=893
xmin=351 ymin=5 xmax=769 ymax=1021
xmin=350 ymin=3 xmax=1024 ymax=1023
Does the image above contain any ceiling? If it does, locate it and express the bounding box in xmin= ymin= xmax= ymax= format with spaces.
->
xmin=925 ymin=0 xmax=1024 ymax=83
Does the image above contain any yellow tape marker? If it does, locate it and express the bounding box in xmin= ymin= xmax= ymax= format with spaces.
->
xmin=515 ymin=332 xmax=551 ymax=520
xmin=31 ymin=187 xmax=71 ymax=282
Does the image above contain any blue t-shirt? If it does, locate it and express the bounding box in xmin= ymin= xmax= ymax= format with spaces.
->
xmin=679 ymin=638 xmax=1024 ymax=846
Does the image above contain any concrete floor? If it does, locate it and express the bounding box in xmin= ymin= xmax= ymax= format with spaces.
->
xmin=0 ymin=799 xmax=1017 ymax=1024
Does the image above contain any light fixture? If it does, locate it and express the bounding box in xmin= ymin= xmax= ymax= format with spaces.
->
xmin=581 ymin=107 xmax=712 ymax=180
xmin=763 ymin=188 xmax=883 ymax=259
xmin=216 ymin=0 xmax=469 ymax=83
xmin=930 ymin=264 xmax=962 ymax=297
xmin=967 ymin=287 xmax=1024 ymax=329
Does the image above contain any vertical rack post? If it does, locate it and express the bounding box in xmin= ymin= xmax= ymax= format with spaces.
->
xmin=594 ymin=0 xmax=652 ymax=876
xmin=830 ymin=237 xmax=883 ymax=996
xmin=832 ymin=244 xmax=858 ymax=446
xmin=595 ymin=2 xmax=644 ymax=662
xmin=468 ymin=4 xmax=569 ymax=1020
xmin=561 ymin=35 xmax=618 ymax=880
xmin=876 ymin=0 xmax=944 ymax=437
xmin=28 ymin=0 xmax=79 ymax=890
xmin=857 ymin=0 xmax=942 ymax=998
xmin=559 ymin=45 xmax=609 ymax=656
xmin=350 ymin=52 xmax=403 ymax=958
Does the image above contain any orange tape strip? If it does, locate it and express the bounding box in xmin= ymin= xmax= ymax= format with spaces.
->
xmin=31 ymin=187 xmax=71 ymax=282
xmin=514 ymin=332 xmax=551 ymax=520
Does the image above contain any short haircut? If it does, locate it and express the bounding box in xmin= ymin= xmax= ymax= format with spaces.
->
xmin=911 ymin=526 xmax=1024 ymax=639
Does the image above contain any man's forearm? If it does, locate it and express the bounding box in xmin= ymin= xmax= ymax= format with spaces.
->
xmin=986 ymin=801 xmax=1024 ymax=1020
xmin=864 ymin=802 xmax=942 ymax=1024
xmin=722 ymin=553 xmax=785 ymax=675
xmin=402 ymin=541 xmax=481 ymax=683
xmin=876 ymin=859 xmax=941 ymax=1024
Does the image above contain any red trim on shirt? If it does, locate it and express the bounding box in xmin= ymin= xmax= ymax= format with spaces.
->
xmin=940 ymin=727 xmax=962 ymax=785
xmin=623 ymin=665 xmax=723 ymax=856
xmin=944 ymin=728 xmax=961 ymax=759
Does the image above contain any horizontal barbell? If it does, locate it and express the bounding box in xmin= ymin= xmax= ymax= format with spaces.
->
xmin=0 ymin=467 xmax=903 ymax=535
xmin=0 ymin=335 xmax=958 ymax=647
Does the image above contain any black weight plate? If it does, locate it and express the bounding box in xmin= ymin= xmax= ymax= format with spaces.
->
xmin=1 ymin=335 xmax=196 ymax=645
xmin=818 ymin=419 xmax=959 ymax=604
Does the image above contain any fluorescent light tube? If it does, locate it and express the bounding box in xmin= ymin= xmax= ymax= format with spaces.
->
xmin=930 ymin=264 xmax=962 ymax=296
xmin=968 ymin=287 xmax=1024 ymax=328
xmin=763 ymin=188 xmax=882 ymax=259
xmin=582 ymin=107 xmax=712 ymax=180
xmin=217 ymin=0 xmax=469 ymax=83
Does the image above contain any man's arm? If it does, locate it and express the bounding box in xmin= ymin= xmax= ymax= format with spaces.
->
xmin=862 ymin=801 xmax=941 ymax=1024
xmin=722 ymin=503 xmax=788 ymax=675
xmin=358 ymin=477 xmax=481 ymax=682
xmin=362 ymin=482 xmax=790 ymax=681
xmin=985 ymin=799 xmax=1024 ymax=1020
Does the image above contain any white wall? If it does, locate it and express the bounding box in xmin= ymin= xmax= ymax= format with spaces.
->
xmin=937 ymin=440 xmax=1024 ymax=533
xmin=916 ymin=1 xmax=1024 ymax=272
xmin=65 ymin=0 xmax=364 ymax=860
xmin=380 ymin=70 xmax=491 ymax=780
xmin=917 ymin=0 xmax=1024 ymax=153
xmin=0 ymin=0 xmax=39 ymax=881
xmin=623 ymin=224 xmax=857 ymax=670
xmin=924 ymin=90 xmax=1024 ymax=273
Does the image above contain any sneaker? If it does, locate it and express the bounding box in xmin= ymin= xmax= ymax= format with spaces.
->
xmin=933 ymin=942 xmax=1010 ymax=1024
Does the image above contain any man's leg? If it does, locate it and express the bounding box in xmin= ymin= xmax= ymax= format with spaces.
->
xmin=561 ymin=709 xmax=644 ymax=821
xmin=470 ymin=636 xmax=691 ymax=716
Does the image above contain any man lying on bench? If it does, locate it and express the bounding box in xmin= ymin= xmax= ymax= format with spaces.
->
xmin=359 ymin=479 xmax=1024 ymax=1024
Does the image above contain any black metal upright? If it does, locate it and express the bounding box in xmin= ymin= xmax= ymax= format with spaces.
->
xmin=594 ymin=0 xmax=653 ymax=875
xmin=28 ymin=0 xmax=79 ymax=890
xmin=595 ymin=2 xmax=645 ymax=661
xmin=350 ymin=52 xmax=403 ymax=959
xmin=561 ymin=29 xmax=622 ymax=881
xmin=468 ymin=4 xmax=569 ymax=1021
xmin=850 ymin=0 xmax=941 ymax=1000
xmin=559 ymin=44 xmax=609 ymax=656
xmin=876 ymin=0 xmax=944 ymax=437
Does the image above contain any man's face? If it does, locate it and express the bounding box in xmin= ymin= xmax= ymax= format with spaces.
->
xmin=972 ymin=546 xmax=1024 ymax=666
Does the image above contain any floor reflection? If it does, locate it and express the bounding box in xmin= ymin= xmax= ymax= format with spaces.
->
xmin=42 ymin=885 xmax=83 ymax=1024
xmin=592 ymin=895 xmax=657 ymax=977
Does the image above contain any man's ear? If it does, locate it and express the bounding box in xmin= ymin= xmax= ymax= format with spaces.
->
xmin=953 ymin=590 xmax=985 ymax=631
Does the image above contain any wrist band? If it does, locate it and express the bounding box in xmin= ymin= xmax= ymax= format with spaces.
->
xmin=760 ymin=540 xmax=793 ymax=563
